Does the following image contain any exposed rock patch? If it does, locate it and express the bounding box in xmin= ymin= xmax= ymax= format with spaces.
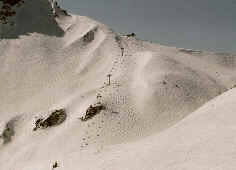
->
xmin=126 ymin=33 xmax=136 ymax=37
xmin=83 ymin=28 xmax=97 ymax=44
xmin=0 ymin=117 xmax=18 ymax=144
xmin=33 ymin=109 xmax=66 ymax=131
xmin=178 ymin=48 xmax=202 ymax=54
xmin=80 ymin=104 xmax=105 ymax=121
xmin=0 ymin=0 xmax=24 ymax=24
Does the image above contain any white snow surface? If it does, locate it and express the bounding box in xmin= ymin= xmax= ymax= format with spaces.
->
xmin=1 ymin=0 xmax=236 ymax=169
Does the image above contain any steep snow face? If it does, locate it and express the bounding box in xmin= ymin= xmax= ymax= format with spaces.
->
xmin=83 ymin=88 xmax=236 ymax=170
xmin=0 ymin=14 xmax=118 ymax=118
xmin=1 ymin=2 xmax=236 ymax=169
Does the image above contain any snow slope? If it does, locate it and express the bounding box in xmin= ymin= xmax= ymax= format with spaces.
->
xmin=0 ymin=0 xmax=236 ymax=169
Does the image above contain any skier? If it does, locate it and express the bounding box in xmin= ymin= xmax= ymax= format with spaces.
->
xmin=121 ymin=47 xmax=124 ymax=56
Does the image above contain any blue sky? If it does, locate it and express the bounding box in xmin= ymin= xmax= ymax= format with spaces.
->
xmin=59 ymin=0 xmax=236 ymax=52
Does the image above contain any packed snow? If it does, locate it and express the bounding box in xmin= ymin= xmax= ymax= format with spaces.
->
xmin=0 ymin=0 xmax=236 ymax=169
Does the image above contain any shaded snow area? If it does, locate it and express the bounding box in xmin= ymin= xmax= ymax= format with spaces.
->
xmin=1 ymin=0 xmax=236 ymax=169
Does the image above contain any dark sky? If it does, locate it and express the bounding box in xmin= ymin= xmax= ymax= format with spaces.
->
xmin=59 ymin=0 xmax=236 ymax=53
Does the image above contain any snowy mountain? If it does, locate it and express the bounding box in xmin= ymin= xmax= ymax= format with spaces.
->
xmin=1 ymin=0 xmax=236 ymax=169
